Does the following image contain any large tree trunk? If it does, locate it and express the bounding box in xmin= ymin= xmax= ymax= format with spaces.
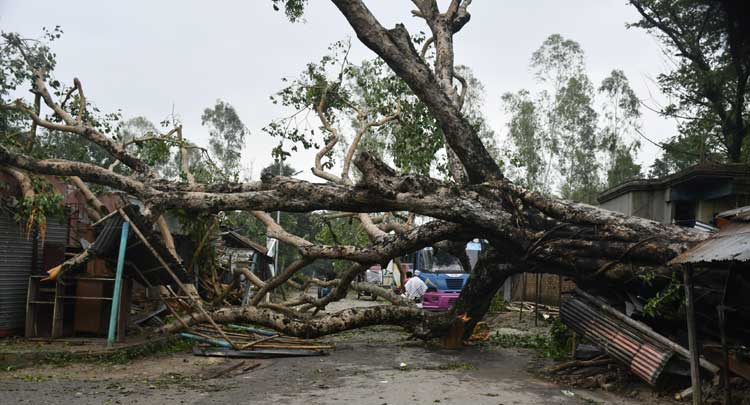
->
xmin=161 ymin=304 xmax=454 ymax=339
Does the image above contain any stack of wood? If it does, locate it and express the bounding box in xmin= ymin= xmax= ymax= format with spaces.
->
xmin=546 ymin=355 xmax=626 ymax=390
xmin=180 ymin=323 xmax=334 ymax=358
xmin=506 ymin=301 xmax=560 ymax=320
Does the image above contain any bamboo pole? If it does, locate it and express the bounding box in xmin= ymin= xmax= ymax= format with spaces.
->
xmin=107 ymin=221 xmax=129 ymax=347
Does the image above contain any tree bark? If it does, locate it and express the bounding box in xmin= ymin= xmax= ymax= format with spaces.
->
xmin=161 ymin=304 xmax=453 ymax=339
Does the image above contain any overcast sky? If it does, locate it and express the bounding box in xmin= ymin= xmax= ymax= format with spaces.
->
xmin=1 ymin=0 xmax=677 ymax=181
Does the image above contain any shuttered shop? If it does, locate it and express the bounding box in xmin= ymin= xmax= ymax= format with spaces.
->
xmin=0 ymin=213 xmax=67 ymax=335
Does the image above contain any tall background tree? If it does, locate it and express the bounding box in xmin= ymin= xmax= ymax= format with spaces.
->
xmin=202 ymin=99 xmax=248 ymax=181
xmin=502 ymin=35 xmax=642 ymax=203
xmin=630 ymin=0 xmax=750 ymax=176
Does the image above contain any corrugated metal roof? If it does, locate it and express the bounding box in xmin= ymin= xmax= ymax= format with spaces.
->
xmin=561 ymin=295 xmax=676 ymax=386
xmin=717 ymin=206 xmax=750 ymax=220
xmin=669 ymin=221 xmax=750 ymax=265
xmin=87 ymin=206 xmax=189 ymax=284
xmin=221 ymin=231 xmax=269 ymax=256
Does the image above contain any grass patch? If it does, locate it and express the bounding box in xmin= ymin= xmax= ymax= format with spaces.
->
xmin=430 ymin=361 xmax=475 ymax=371
xmin=103 ymin=337 xmax=193 ymax=365
xmin=1 ymin=337 xmax=192 ymax=371
xmin=487 ymin=320 xmax=572 ymax=361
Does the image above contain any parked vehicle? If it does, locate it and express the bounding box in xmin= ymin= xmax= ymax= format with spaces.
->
xmin=356 ymin=265 xmax=384 ymax=300
xmin=404 ymin=241 xmax=482 ymax=311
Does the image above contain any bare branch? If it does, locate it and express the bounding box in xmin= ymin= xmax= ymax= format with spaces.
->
xmin=252 ymin=210 xmax=313 ymax=248
xmin=341 ymin=100 xmax=401 ymax=183
xmin=313 ymin=87 xmax=344 ymax=183
xmin=70 ymin=176 xmax=108 ymax=220
xmin=73 ymin=77 xmax=85 ymax=125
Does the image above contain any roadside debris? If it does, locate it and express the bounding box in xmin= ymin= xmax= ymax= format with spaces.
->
xmin=505 ymin=301 xmax=559 ymax=320
xmin=561 ymin=290 xmax=704 ymax=386
xmin=178 ymin=323 xmax=332 ymax=359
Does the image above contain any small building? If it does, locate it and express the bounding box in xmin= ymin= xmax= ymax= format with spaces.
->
xmin=216 ymin=231 xmax=271 ymax=282
xmin=598 ymin=163 xmax=750 ymax=227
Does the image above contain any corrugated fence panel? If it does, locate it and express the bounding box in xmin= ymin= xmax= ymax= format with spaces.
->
xmin=0 ymin=213 xmax=67 ymax=334
xmin=561 ymin=296 xmax=674 ymax=386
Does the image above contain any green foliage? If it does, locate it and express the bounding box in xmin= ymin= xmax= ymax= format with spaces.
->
xmin=598 ymin=69 xmax=642 ymax=187
xmin=12 ymin=176 xmax=64 ymax=240
xmin=556 ymin=75 xmax=602 ymax=204
xmin=117 ymin=117 xmax=171 ymax=169
xmin=503 ymin=35 xmax=641 ymax=201
xmin=643 ymin=272 xmax=684 ymax=318
xmin=489 ymin=325 xmax=570 ymax=361
xmin=502 ymin=90 xmax=544 ymax=190
xmin=202 ymin=100 xmax=248 ymax=181
xmin=314 ymin=215 xmax=369 ymax=272
xmin=265 ymin=39 xmax=495 ymax=180
xmin=0 ymin=27 xmax=61 ymax=102
xmin=629 ymin=0 xmax=750 ymax=167
xmin=488 ymin=294 xmax=508 ymax=313
xmin=638 ymin=270 xmax=656 ymax=286
xmin=271 ymin=0 xmax=308 ymax=23
xmin=549 ymin=318 xmax=572 ymax=352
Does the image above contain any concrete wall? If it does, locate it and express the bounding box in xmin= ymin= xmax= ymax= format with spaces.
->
xmin=632 ymin=189 xmax=671 ymax=223
xmin=599 ymin=193 xmax=632 ymax=216
xmin=600 ymin=189 xmax=672 ymax=224
xmin=697 ymin=194 xmax=750 ymax=223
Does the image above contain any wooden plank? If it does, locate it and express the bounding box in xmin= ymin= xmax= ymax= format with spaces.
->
xmin=117 ymin=279 xmax=132 ymax=342
xmin=25 ymin=276 xmax=39 ymax=337
xmin=51 ymin=279 xmax=65 ymax=338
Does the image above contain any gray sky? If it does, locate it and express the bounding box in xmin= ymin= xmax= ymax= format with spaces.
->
xmin=1 ymin=0 xmax=677 ymax=181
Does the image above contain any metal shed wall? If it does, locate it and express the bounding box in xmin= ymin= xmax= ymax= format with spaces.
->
xmin=0 ymin=213 xmax=67 ymax=335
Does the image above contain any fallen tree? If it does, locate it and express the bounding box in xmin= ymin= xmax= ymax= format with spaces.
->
xmin=0 ymin=0 xmax=709 ymax=340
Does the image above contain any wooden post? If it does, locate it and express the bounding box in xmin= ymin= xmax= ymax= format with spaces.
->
xmin=683 ymin=265 xmax=702 ymax=405
xmin=717 ymin=305 xmax=731 ymax=405
xmin=534 ymin=274 xmax=540 ymax=326
xmin=519 ymin=273 xmax=526 ymax=320
xmin=718 ymin=265 xmax=733 ymax=405
xmin=25 ymin=277 xmax=39 ymax=337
